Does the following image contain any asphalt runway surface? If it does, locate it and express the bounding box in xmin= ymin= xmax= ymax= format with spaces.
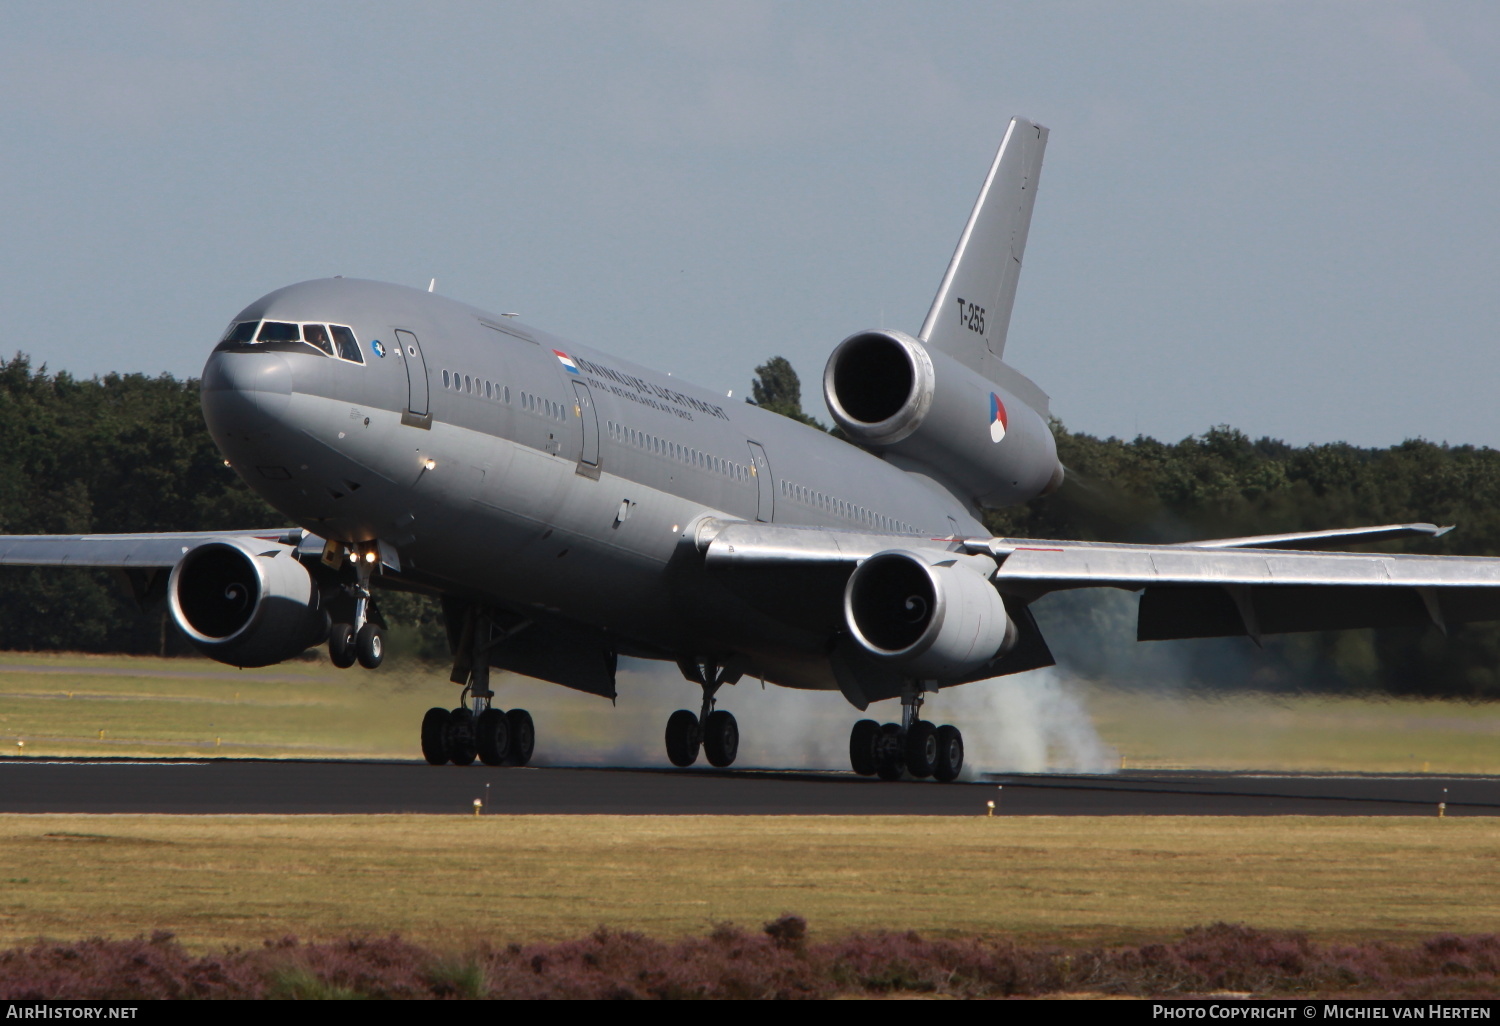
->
xmin=0 ymin=758 xmax=1495 ymax=815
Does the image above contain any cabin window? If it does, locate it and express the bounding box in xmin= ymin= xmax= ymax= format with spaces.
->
xmin=443 ymin=370 xmax=451 ymax=388
xmin=485 ymin=381 xmax=492 ymax=399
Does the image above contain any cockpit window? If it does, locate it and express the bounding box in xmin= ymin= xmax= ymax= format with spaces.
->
xmin=303 ymin=323 xmax=334 ymax=357
xmin=330 ymin=325 xmax=363 ymax=363
xmin=223 ymin=321 xmax=259 ymax=343
xmin=257 ymin=321 xmax=301 ymax=343
xmin=215 ymin=319 xmax=365 ymax=366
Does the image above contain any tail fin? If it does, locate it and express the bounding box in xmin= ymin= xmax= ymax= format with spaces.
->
xmin=918 ymin=117 xmax=1048 ymax=374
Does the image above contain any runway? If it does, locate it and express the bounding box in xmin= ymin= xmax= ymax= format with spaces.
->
xmin=0 ymin=758 xmax=1495 ymax=815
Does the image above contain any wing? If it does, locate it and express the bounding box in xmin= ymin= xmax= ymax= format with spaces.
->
xmin=701 ymin=520 xmax=1499 ymax=643
xmin=0 ymin=529 xmax=308 ymax=567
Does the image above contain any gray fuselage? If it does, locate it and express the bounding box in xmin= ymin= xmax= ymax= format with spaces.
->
xmin=202 ymin=277 xmax=986 ymax=692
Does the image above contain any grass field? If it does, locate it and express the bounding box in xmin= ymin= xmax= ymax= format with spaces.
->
xmin=1 ymin=815 xmax=1497 ymax=951
xmin=2 ymin=651 xmax=1500 ymax=773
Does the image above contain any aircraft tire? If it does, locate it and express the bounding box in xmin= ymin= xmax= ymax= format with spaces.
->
xmin=506 ymin=708 xmax=535 ymax=766
xmin=703 ymin=710 xmax=739 ymax=768
xmin=904 ymin=720 xmax=938 ymax=779
xmin=849 ymin=719 xmax=880 ymax=776
xmin=933 ymin=725 xmax=964 ymax=783
xmin=355 ymin=624 xmax=385 ymax=669
xmin=477 ymin=707 xmax=511 ymax=766
xmin=447 ymin=708 xmax=478 ymax=766
xmin=420 ymin=707 xmax=451 ymax=765
xmin=329 ymin=624 xmax=357 ymax=669
xmin=665 ymin=709 xmax=700 ymax=768
xmin=874 ymin=723 xmax=904 ymax=781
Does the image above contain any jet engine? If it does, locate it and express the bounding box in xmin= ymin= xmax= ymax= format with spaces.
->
xmin=843 ymin=549 xmax=1017 ymax=680
xmin=823 ymin=329 xmax=1063 ymax=508
xmin=168 ymin=538 xmax=328 ymax=668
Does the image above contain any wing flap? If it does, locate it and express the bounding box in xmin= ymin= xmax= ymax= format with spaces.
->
xmin=1177 ymin=522 xmax=1451 ymax=550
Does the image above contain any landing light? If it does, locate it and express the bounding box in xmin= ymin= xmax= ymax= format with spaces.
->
xmin=364 ymin=551 xmax=377 ymax=564
xmin=423 ymin=458 xmax=436 ymax=470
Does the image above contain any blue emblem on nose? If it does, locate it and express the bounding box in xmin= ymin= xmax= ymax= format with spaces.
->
xmin=371 ymin=340 xmax=386 ymax=358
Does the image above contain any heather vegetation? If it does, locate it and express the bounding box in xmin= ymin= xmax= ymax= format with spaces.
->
xmin=4 ymin=921 xmax=1500 ymax=999
xmin=1 ymin=353 xmax=1498 ymax=696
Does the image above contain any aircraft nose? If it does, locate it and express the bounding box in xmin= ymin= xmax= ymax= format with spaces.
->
xmin=201 ymin=350 xmax=293 ymax=436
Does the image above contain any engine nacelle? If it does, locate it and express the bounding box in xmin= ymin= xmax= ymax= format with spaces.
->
xmin=843 ymin=549 xmax=1017 ymax=680
xmin=823 ymin=329 xmax=1063 ymax=508
xmin=168 ymin=538 xmax=328 ymax=668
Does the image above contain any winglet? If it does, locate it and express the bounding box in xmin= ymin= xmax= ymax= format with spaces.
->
xmin=918 ymin=117 xmax=1048 ymax=371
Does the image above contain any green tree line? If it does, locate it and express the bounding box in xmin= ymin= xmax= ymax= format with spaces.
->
xmin=0 ymin=353 xmax=1496 ymax=698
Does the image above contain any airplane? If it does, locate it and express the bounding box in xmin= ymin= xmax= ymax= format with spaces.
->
xmin=6 ymin=116 xmax=1499 ymax=782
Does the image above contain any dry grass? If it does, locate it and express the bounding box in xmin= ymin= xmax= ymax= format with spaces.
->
xmin=1087 ymin=688 xmax=1500 ymax=774
xmin=1 ymin=815 xmax=1497 ymax=952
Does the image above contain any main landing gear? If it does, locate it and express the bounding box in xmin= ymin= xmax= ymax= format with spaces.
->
xmin=848 ymin=688 xmax=964 ymax=783
xmin=421 ymin=703 xmax=535 ymax=767
xmin=327 ymin=551 xmax=385 ymax=670
xmin=421 ymin=607 xmax=535 ymax=767
xmin=665 ymin=658 xmax=742 ymax=768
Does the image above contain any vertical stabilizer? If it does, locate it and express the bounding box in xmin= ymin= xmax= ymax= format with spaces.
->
xmin=918 ymin=117 xmax=1047 ymax=374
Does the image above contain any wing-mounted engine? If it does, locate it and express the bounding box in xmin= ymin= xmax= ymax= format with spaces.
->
xmin=823 ymin=329 xmax=1063 ymax=509
xmin=168 ymin=538 xmax=328 ymax=667
xmin=843 ymin=548 xmax=1017 ymax=680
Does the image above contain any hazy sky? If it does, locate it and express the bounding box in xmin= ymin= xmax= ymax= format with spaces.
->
xmin=3 ymin=1 xmax=1496 ymax=448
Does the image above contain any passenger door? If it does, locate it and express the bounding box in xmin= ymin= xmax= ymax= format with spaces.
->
xmin=394 ymin=329 xmax=431 ymax=429
xmin=572 ymin=381 xmax=600 ymax=478
xmin=747 ymin=442 xmax=774 ymax=522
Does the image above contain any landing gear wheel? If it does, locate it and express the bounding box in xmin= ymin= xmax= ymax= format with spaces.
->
xmin=849 ymin=719 xmax=880 ymax=776
xmin=875 ymin=722 xmax=904 ymax=781
xmin=506 ymin=708 xmax=535 ymax=766
xmin=904 ymin=720 xmax=938 ymax=779
xmin=420 ymin=707 xmax=451 ymax=765
xmin=703 ymin=710 xmax=739 ymax=768
xmin=477 ymin=707 xmax=511 ymax=766
xmin=665 ymin=709 xmax=700 ymax=768
xmin=446 ymin=707 xmax=477 ymax=766
xmin=933 ymin=724 xmax=964 ymax=783
xmin=329 ymin=624 xmax=356 ymax=669
xmin=355 ymin=623 xmax=385 ymax=669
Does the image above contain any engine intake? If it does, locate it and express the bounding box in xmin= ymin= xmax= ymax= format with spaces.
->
xmin=844 ymin=549 xmax=1017 ymax=680
xmin=168 ymin=538 xmax=327 ymax=668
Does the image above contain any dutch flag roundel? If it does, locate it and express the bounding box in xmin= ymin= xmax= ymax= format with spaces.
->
xmin=989 ymin=393 xmax=1008 ymax=443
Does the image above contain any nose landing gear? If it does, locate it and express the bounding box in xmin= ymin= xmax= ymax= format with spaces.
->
xmin=327 ymin=548 xmax=384 ymax=670
xmin=665 ymin=658 xmax=742 ymax=768
xmin=848 ymin=688 xmax=964 ymax=782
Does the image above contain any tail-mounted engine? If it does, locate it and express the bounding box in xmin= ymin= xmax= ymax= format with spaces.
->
xmin=823 ymin=329 xmax=1063 ymax=509
xmin=168 ymin=538 xmax=328 ymax=668
xmin=843 ymin=549 xmax=1017 ymax=680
